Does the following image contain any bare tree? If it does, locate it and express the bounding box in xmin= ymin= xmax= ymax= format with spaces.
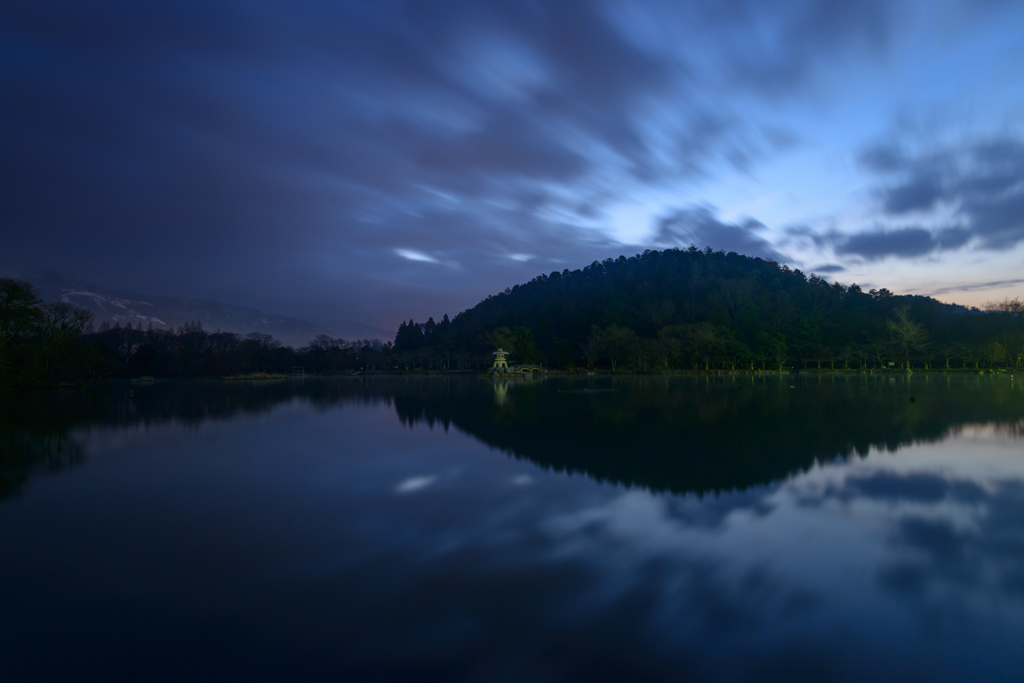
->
xmin=983 ymin=297 xmax=1024 ymax=313
xmin=38 ymin=302 xmax=93 ymax=342
xmin=245 ymin=332 xmax=281 ymax=350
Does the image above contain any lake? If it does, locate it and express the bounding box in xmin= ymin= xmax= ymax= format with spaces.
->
xmin=2 ymin=374 xmax=1023 ymax=681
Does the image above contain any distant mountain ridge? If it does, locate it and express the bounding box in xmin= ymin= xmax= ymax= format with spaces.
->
xmin=22 ymin=271 xmax=392 ymax=347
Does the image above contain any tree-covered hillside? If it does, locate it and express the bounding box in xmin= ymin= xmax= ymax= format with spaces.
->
xmin=3 ymin=248 xmax=1022 ymax=386
xmin=395 ymin=247 xmax=1023 ymax=371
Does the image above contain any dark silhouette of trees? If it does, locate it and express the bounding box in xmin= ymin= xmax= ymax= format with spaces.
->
xmin=4 ymin=248 xmax=1024 ymax=388
xmin=394 ymin=320 xmax=425 ymax=352
xmin=1 ymin=278 xmax=43 ymax=353
xmin=391 ymin=247 xmax=1023 ymax=372
xmin=985 ymin=297 xmax=1024 ymax=313
xmin=887 ymin=306 xmax=927 ymax=369
xmin=1 ymin=278 xmax=104 ymax=389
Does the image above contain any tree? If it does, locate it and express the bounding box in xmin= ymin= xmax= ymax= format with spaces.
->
xmin=487 ymin=326 xmax=541 ymax=364
xmin=986 ymin=341 xmax=1008 ymax=369
xmin=588 ymin=325 xmax=640 ymax=371
xmin=984 ymin=297 xmax=1024 ymax=313
xmin=487 ymin=326 xmax=519 ymax=354
xmin=755 ymin=331 xmax=788 ymax=371
xmin=658 ymin=325 xmax=688 ymax=369
xmin=886 ymin=306 xmax=926 ymax=369
xmin=307 ymin=334 xmax=340 ymax=352
xmin=0 ymin=278 xmax=42 ymax=352
xmin=38 ymin=302 xmax=93 ymax=342
xmin=433 ymin=314 xmax=454 ymax=368
xmin=582 ymin=327 xmax=603 ymax=369
xmin=791 ymin=313 xmax=822 ymax=369
xmin=721 ymin=336 xmax=751 ymax=371
xmin=394 ymin=320 xmax=424 ymax=352
xmin=686 ymin=322 xmax=724 ymax=370
xmin=245 ymin=332 xmax=281 ymax=350
xmin=422 ymin=317 xmax=436 ymax=345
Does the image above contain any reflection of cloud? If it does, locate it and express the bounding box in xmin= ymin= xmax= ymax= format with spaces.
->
xmin=852 ymin=471 xmax=986 ymax=505
xmin=395 ymin=475 xmax=437 ymax=494
xmin=529 ymin=430 xmax=1024 ymax=653
xmin=873 ymin=479 xmax=1024 ymax=605
xmin=327 ymin=417 xmax=1024 ymax=677
xmin=512 ymin=474 xmax=534 ymax=486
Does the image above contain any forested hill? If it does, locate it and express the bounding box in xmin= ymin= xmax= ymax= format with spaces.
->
xmin=395 ymin=246 xmax=1023 ymax=371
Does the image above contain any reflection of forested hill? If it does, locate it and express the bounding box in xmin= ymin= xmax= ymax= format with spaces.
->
xmin=3 ymin=376 xmax=1022 ymax=501
xmin=391 ymin=375 xmax=1024 ymax=494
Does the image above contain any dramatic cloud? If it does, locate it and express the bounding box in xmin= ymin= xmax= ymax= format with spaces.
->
xmin=655 ymin=207 xmax=787 ymax=262
xmin=860 ymin=137 xmax=1024 ymax=250
xmin=786 ymin=135 xmax=1024 ymax=265
xmin=1 ymin=0 xmax=1021 ymax=324
xmin=834 ymin=226 xmax=972 ymax=261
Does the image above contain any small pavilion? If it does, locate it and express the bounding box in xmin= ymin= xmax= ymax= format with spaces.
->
xmin=492 ymin=348 xmax=509 ymax=370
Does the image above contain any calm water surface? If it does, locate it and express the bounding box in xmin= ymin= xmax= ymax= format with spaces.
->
xmin=2 ymin=374 xmax=1023 ymax=681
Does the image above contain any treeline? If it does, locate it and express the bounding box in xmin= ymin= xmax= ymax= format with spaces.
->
xmin=0 ymin=278 xmax=390 ymax=389
xmin=394 ymin=247 xmax=1024 ymax=372
xmin=5 ymin=246 xmax=1024 ymax=388
xmin=86 ymin=324 xmax=391 ymax=378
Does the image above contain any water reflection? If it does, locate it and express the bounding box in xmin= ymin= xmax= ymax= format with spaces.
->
xmin=4 ymin=374 xmax=1021 ymax=501
xmin=2 ymin=375 xmax=1024 ymax=680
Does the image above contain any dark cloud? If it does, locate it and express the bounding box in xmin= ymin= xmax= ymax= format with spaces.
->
xmin=923 ymin=278 xmax=1024 ymax=297
xmin=810 ymin=264 xmax=845 ymax=274
xmin=690 ymin=0 xmax=893 ymax=96
xmin=0 ymin=1 xmax=932 ymax=326
xmin=883 ymin=170 xmax=946 ymax=214
xmin=854 ymin=137 xmax=1024 ymax=253
xmin=834 ymin=226 xmax=971 ymax=261
xmin=655 ymin=207 xmax=787 ymax=262
xmin=857 ymin=143 xmax=907 ymax=173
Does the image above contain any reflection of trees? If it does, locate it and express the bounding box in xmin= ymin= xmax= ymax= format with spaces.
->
xmin=3 ymin=375 xmax=1022 ymax=502
xmin=0 ymin=381 xmax=393 ymax=502
xmin=389 ymin=375 xmax=1024 ymax=496
xmin=1 ymin=427 xmax=84 ymax=501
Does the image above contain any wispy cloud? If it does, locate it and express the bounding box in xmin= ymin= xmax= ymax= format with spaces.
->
xmin=911 ymin=279 xmax=1024 ymax=297
xmin=395 ymin=476 xmax=437 ymax=494
xmin=395 ymin=249 xmax=439 ymax=264
xmin=2 ymin=0 xmax=1022 ymax=321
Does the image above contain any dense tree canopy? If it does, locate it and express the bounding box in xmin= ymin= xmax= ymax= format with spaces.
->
xmin=2 ymin=247 xmax=1022 ymax=388
xmin=399 ymin=247 xmax=1023 ymax=372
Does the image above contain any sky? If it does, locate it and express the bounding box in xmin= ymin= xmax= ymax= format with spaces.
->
xmin=3 ymin=0 xmax=1024 ymax=331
